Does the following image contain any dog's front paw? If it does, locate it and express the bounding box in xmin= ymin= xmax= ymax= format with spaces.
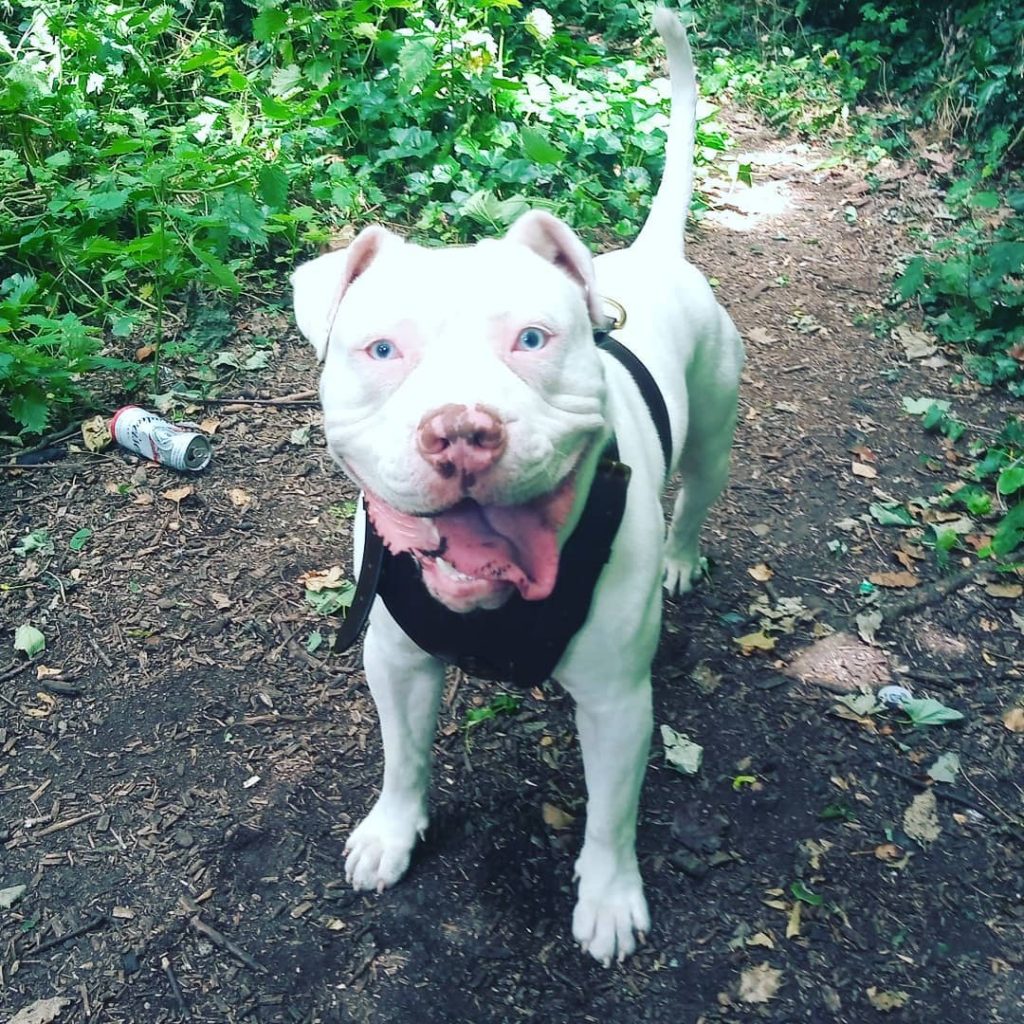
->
xmin=663 ymin=551 xmax=706 ymax=596
xmin=344 ymin=801 xmax=426 ymax=892
xmin=572 ymin=856 xmax=650 ymax=965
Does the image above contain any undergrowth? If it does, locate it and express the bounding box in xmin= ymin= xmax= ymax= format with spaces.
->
xmin=0 ymin=0 xmax=727 ymax=440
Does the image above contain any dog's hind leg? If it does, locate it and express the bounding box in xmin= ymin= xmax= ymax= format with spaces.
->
xmin=663 ymin=315 xmax=742 ymax=595
xmin=345 ymin=603 xmax=444 ymax=891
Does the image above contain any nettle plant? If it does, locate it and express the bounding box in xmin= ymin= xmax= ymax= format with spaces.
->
xmin=1 ymin=0 xmax=725 ymax=439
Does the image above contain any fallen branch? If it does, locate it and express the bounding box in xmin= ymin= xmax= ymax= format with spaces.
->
xmin=162 ymin=955 xmax=191 ymax=1018
xmin=2 ymin=422 xmax=81 ymax=463
xmin=198 ymin=390 xmax=317 ymax=408
xmin=31 ymin=912 xmax=108 ymax=954
xmin=189 ymin=916 xmax=266 ymax=974
xmin=35 ymin=810 xmax=103 ymax=838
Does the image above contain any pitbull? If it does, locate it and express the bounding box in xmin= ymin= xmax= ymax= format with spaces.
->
xmin=292 ymin=8 xmax=743 ymax=964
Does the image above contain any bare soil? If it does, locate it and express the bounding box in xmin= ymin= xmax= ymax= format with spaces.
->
xmin=2 ymin=115 xmax=1022 ymax=1024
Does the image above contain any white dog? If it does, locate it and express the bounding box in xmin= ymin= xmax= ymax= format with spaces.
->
xmin=292 ymin=8 xmax=743 ymax=965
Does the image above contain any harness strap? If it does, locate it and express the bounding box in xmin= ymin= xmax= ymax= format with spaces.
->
xmin=335 ymin=511 xmax=385 ymax=652
xmin=595 ymin=333 xmax=673 ymax=477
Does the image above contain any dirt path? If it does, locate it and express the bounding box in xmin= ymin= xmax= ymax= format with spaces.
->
xmin=2 ymin=117 xmax=1021 ymax=1024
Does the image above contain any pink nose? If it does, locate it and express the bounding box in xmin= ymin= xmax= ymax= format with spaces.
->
xmin=416 ymin=404 xmax=506 ymax=483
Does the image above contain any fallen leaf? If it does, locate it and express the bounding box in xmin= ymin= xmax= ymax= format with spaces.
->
xmin=200 ymin=417 xmax=221 ymax=434
xmin=903 ymin=789 xmax=940 ymax=847
xmin=80 ymin=415 xmax=111 ymax=452
xmin=852 ymin=461 xmax=878 ymax=479
xmin=747 ymin=932 xmax=775 ymax=950
xmin=738 ymin=962 xmax=782 ymax=1004
xmin=301 ymin=566 xmax=348 ymax=592
xmin=162 ymin=485 xmax=194 ymax=504
xmin=541 ymin=802 xmax=574 ymax=830
xmin=136 ymin=343 xmax=156 ymax=361
xmin=8 ymin=998 xmax=70 ymax=1024
xmin=856 ymin=609 xmax=883 ymax=645
xmin=785 ymin=901 xmax=801 ymax=939
xmin=867 ymin=987 xmax=910 ymax=1012
xmin=927 ymin=751 xmax=960 ymax=783
xmin=661 ymin=724 xmax=703 ymax=775
xmin=892 ymin=323 xmax=937 ymax=360
xmin=290 ymin=425 xmax=311 ymax=446
xmin=985 ymin=581 xmax=1023 ymax=599
xmin=734 ymin=630 xmax=777 ymax=653
xmin=893 ymin=549 xmax=916 ymax=571
xmin=1002 ymin=707 xmax=1024 ymax=733
xmin=209 ymin=591 xmax=232 ymax=610
xmin=747 ymin=562 xmax=774 ymax=582
xmin=0 ymin=884 xmax=26 ymax=909
xmin=227 ymin=487 xmax=252 ymax=508
xmin=747 ymin=327 xmax=777 ymax=345
xmin=868 ymin=571 xmax=920 ymax=589
xmin=873 ymin=843 xmax=903 ymax=861
xmin=14 ymin=624 xmax=45 ymax=658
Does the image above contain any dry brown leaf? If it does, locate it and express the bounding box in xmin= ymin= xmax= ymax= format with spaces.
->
xmin=985 ymin=581 xmax=1023 ymax=599
xmin=200 ymin=417 xmax=221 ymax=435
xmin=162 ymin=485 xmax=194 ymax=504
xmin=868 ymin=571 xmax=921 ymax=589
xmin=785 ymin=901 xmax=801 ymax=939
xmin=747 ymin=327 xmax=777 ymax=346
xmin=747 ymin=562 xmax=774 ymax=582
xmin=873 ymin=843 xmax=903 ymax=861
xmin=893 ymin=549 xmax=916 ymax=571
xmin=135 ymin=344 xmax=156 ymax=362
xmin=8 ymin=997 xmax=70 ymax=1024
xmin=80 ymin=414 xmax=111 ymax=452
xmin=852 ymin=461 xmax=878 ymax=479
xmin=903 ymin=789 xmax=940 ymax=847
xmin=734 ymin=631 xmax=777 ymax=654
xmin=227 ymin=487 xmax=252 ymax=508
xmin=301 ymin=566 xmax=346 ymax=592
xmin=867 ymin=987 xmax=910 ymax=1012
xmin=1002 ymin=707 xmax=1024 ymax=733
xmin=738 ymin=963 xmax=782 ymax=1004
xmin=541 ymin=802 xmax=574 ymax=830
xmin=209 ymin=591 xmax=232 ymax=610
xmin=746 ymin=931 xmax=775 ymax=950
xmin=850 ymin=445 xmax=877 ymax=463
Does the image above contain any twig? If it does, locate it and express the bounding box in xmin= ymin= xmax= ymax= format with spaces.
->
xmin=34 ymin=810 xmax=102 ymax=838
xmin=198 ymin=390 xmax=317 ymax=408
xmin=162 ymin=955 xmax=191 ymax=1018
xmin=878 ymin=566 xmax=977 ymax=623
xmin=31 ymin=912 xmax=108 ymax=954
xmin=86 ymin=635 xmax=114 ymax=669
xmin=898 ymin=668 xmax=984 ymax=689
xmin=189 ymin=916 xmax=266 ymax=974
xmin=2 ymin=422 xmax=81 ymax=463
xmin=0 ymin=659 xmax=32 ymax=687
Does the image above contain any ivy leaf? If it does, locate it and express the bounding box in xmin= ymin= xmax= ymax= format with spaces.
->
xmin=902 ymin=697 xmax=964 ymax=727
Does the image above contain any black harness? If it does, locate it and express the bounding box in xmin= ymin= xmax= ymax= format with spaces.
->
xmin=333 ymin=332 xmax=672 ymax=687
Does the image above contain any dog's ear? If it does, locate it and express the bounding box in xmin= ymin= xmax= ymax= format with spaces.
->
xmin=292 ymin=226 xmax=398 ymax=362
xmin=504 ymin=211 xmax=606 ymax=327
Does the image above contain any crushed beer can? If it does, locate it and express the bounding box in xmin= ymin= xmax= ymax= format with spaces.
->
xmin=110 ymin=405 xmax=212 ymax=471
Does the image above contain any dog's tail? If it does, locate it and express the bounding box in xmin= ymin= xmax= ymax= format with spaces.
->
xmin=633 ymin=8 xmax=697 ymax=255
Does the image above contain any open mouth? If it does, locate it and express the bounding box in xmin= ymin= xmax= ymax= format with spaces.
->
xmin=365 ymin=475 xmax=577 ymax=609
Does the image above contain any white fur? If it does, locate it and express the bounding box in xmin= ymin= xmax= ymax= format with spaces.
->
xmin=293 ymin=8 xmax=743 ymax=965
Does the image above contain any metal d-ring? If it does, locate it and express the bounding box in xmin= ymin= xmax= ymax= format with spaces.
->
xmin=602 ymin=297 xmax=627 ymax=330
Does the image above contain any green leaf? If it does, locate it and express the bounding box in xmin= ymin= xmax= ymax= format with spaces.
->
xmin=305 ymin=583 xmax=355 ymax=615
xmin=306 ymin=630 xmax=323 ymax=654
xmin=14 ymin=623 xmax=45 ymax=658
xmin=868 ymin=502 xmax=915 ymax=527
xmin=902 ymin=697 xmax=964 ymax=727
xmin=14 ymin=529 xmax=54 ymax=557
xmin=790 ymin=880 xmax=823 ymax=906
xmin=85 ymin=190 xmax=130 ymax=213
xmin=993 ymin=501 xmax=1024 ymax=556
xmin=996 ymin=466 xmax=1024 ymax=496
xmin=10 ymin=391 xmax=50 ymax=433
xmin=902 ymin=396 xmax=950 ymax=416
xmin=253 ymin=9 xmax=288 ymax=42
xmin=258 ymin=164 xmax=289 ymax=210
xmin=399 ymin=37 xmax=435 ymax=91
xmin=68 ymin=527 xmax=92 ymax=552
xmin=521 ymin=126 xmax=565 ymax=165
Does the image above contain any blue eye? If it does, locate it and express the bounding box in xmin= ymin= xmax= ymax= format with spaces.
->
xmin=515 ymin=327 xmax=548 ymax=352
xmin=369 ymin=340 xmax=397 ymax=360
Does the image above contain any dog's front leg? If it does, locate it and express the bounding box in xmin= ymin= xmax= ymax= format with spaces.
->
xmin=568 ymin=679 xmax=653 ymax=965
xmin=345 ymin=603 xmax=444 ymax=892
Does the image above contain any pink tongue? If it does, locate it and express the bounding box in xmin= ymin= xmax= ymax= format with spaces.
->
xmin=365 ymin=495 xmax=564 ymax=601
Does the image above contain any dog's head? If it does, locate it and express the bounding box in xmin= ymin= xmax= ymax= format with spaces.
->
xmin=293 ymin=213 xmax=611 ymax=613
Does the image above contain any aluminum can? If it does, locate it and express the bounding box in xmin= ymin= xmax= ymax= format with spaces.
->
xmin=110 ymin=405 xmax=212 ymax=471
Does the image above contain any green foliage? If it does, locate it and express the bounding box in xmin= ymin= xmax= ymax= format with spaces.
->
xmin=1 ymin=0 xmax=722 ymax=438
